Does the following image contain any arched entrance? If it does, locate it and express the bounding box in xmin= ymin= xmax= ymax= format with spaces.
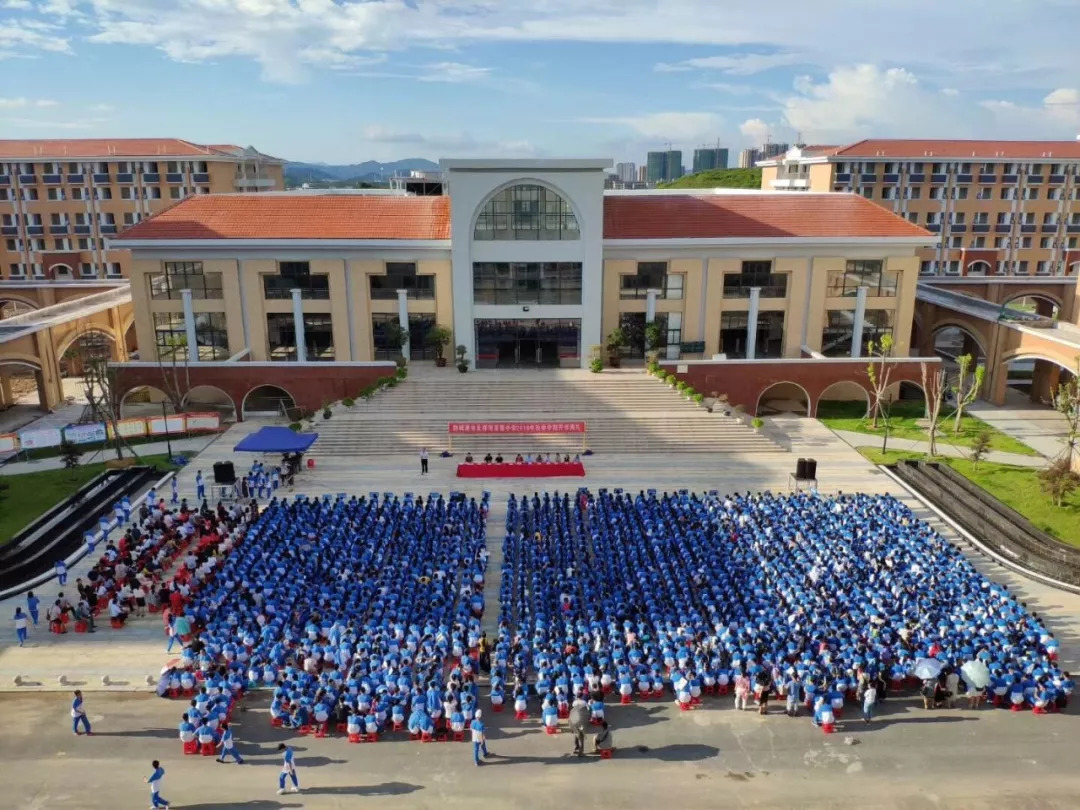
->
xmin=1003 ymin=293 xmax=1060 ymax=320
xmin=182 ymin=385 xmax=237 ymax=423
xmin=57 ymin=329 xmax=117 ymax=378
xmin=756 ymin=381 xmax=810 ymax=416
xmin=967 ymin=260 xmax=991 ymax=275
xmin=1001 ymin=354 xmax=1076 ymax=405
xmin=816 ymin=380 xmax=871 ymax=420
xmin=0 ymin=297 xmax=36 ymax=320
xmin=242 ymin=385 xmax=296 ymax=418
xmin=0 ymin=359 xmax=48 ymax=413
xmin=120 ymin=385 xmax=176 ymax=418
xmin=932 ymin=324 xmax=986 ymax=366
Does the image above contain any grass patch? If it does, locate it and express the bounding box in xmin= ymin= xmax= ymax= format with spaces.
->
xmin=818 ymin=400 xmax=1038 ymax=456
xmin=0 ymin=453 xmax=177 ymax=545
xmin=858 ymin=448 xmax=1080 ymax=546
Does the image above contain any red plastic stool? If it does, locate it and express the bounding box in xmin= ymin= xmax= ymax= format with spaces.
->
xmin=716 ymin=685 xmax=729 ymax=696
xmin=298 ymin=724 xmax=313 ymax=735
xmin=491 ymin=703 xmax=504 ymax=712
xmin=410 ymin=731 xmax=420 ymax=741
xmin=348 ymin=732 xmax=362 ymax=743
xmin=679 ymin=702 xmax=692 ymax=711
xmin=558 ymin=706 xmax=569 ymax=719
xmin=599 ymin=748 xmax=613 ymax=760
xmin=271 ymin=716 xmax=283 ymax=727
xmin=421 ymin=731 xmax=433 ymax=743
xmin=182 ymin=740 xmax=198 ymax=755
xmin=200 ymin=741 xmax=216 ymax=756
xmin=314 ymin=722 xmax=328 ymax=738
xmin=453 ymin=730 xmax=465 ymax=742
xmin=620 ymin=695 xmax=632 ymax=705
xmin=366 ymin=732 xmax=378 ymax=742
xmin=336 ymin=722 xmax=348 ymax=733
xmin=544 ymin=725 xmax=559 ymax=735
xmin=74 ymin=620 xmax=89 ymax=633
xmin=307 ymin=458 xmax=315 ymax=470
xmin=822 ymin=722 xmax=835 ymax=734
xmin=110 ymin=618 xmax=124 ymax=629
xmin=514 ymin=711 xmax=528 ymax=720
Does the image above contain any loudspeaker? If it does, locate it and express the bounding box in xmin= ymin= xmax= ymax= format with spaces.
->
xmin=805 ymin=458 xmax=817 ymax=480
xmin=213 ymin=461 xmax=236 ymax=485
xmin=795 ymin=458 xmax=808 ymax=480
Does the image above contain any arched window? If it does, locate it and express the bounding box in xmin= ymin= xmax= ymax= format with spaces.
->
xmin=473 ymin=184 xmax=579 ymax=241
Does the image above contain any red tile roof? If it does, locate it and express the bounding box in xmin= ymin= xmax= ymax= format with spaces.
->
xmin=116 ymin=194 xmax=451 ymax=241
xmin=0 ymin=138 xmax=251 ymax=159
xmin=603 ymin=193 xmax=930 ymax=239
xmin=832 ymin=139 xmax=1080 ymax=159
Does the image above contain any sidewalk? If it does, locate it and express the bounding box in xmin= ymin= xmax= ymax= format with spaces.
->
xmin=831 ymin=429 xmax=1046 ymax=468
xmin=968 ymin=397 xmax=1069 ymax=460
xmin=0 ymin=434 xmax=221 ymax=475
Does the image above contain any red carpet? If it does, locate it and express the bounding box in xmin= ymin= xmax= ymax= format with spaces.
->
xmin=456 ymin=462 xmax=586 ymax=478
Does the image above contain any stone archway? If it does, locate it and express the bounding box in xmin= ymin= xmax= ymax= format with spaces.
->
xmin=999 ymin=352 xmax=1077 ymax=405
xmin=182 ymin=385 xmax=237 ymax=423
xmin=242 ymin=384 xmax=296 ymax=418
xmin=932 ymin=323 xmax=987 ymax=365
xmin=756 ymin=381 xmax=810 ymax=416
xmin=56 ymin=327 xmax=118 ymax=378
xmin=966 ymin=260 xmax=991 ymax=275
xmin=0 ymin=358 xmax=48 ymax=412
xmin=816 ymin=380 xmax=871 ymax=419
xmin=1003 ymin=292 xmax=1061 ymax=320
xmin=121 ymin=384 xmax=175 ymax=418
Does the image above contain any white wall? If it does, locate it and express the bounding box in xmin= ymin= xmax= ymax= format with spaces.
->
xmin=444 ymin=161 xmax=609 ymax=368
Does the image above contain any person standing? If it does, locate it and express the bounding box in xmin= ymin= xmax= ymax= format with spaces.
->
xmin=54 ymin=559 xmax=68 ymax=586
xmin=145 ymin=760 xmax=170 ymax=808
xmin=568 ymin=697 xmax=589 ymax=757
xmin=71 ymin=690 xmax=92 ymax=735
xmin=784 ymin=672 xmax=802 ymax=717
xmin=195 ymin=471 xmax=205 ymax=502
xmin=862 ymin=681 xmax=878 ymax=724
xmin=26 ymin=591 xmax=40 ymax=626
xmin=217 ymin=722 xmax=244 ymax=764
xmin=420 ymin=448 xmax=429 ymax=475
xmin=276 ymin=743 xmax=300 ymax=795
xmin=470 ymin=708 xmax=492 ymax=766
xmin=13 ymin=607 xmax=28 ymax=646
xmin=170 ymin=476 xmax=179 ymax=505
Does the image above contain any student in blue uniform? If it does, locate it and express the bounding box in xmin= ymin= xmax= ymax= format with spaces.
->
xmin=217 ymin=722 xmax=244 ymax=764
xmin=71 ymin=690 xmax=91 ymax=735
xmin=470 ymin=708 xmax=492 ymax=766
xmin=54 ymin=559 xmax=67 ymax=585
xmin=277 ymin=743 xmax=300 ymax=795
xmin=26 ymin=591 xmax=40 ymax=626
xmin=14 ymin=607 xmax=28 ymax=646
xmin=195 ymin=471 xmax=205 ymax=501
xmin=145 ymin=760 xmax=170 ymax=808
xmin=171 ymin=476 xmax=179 ymax=505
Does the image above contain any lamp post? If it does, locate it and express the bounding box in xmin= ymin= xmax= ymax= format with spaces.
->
xmin=162 ymin=400 xmax=173 ymax=460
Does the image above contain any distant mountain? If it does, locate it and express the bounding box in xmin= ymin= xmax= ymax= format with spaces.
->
xmin=285 ymin=158 xmax=439 ymax=185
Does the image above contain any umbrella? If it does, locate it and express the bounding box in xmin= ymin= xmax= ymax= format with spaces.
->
xmin=913 ymin=658 xmax=944 ymax=680
xmin=961 ymin=660 xmax=991 ymax=690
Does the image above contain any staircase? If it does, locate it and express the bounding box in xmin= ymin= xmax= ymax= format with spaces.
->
xmin=311 ymin=368 xmax=781 ymax=455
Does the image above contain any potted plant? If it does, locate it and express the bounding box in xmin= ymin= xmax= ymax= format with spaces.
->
xmin=426 ymin=325 xmax=453 ymax=368
xmin=385 ymin=322 xmax=409 ymax=366
xmin=693 ymin=392 xmax=704 ymax=405
xmin=751 ymin=417 xmax=764 ymax=432
xmin=342 ymin=396 xmax=355 ymax=408
xmin=589 ymin=345 xmax=604 ymax=373
xmin=665 ymin=373 xmax=677 ymax=388
xmin=321 ymin=401 xmax=332 ymax=420
xmin=644 ymin=321 xmax=664 ymax=366
xmin=455 ymin=344 xmax=470 ymax=373
xmin=605 ymin=327 xmax=627 ymax=368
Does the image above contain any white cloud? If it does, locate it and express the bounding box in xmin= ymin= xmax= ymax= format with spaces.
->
xmin=361 ymin=125 xmax=537 ymax=157
xmin=700 ymin=81 xmax=757 ymax=95
xmin=662 ymin=52 xmax=805 ymax=75
xmin=417 ymin=62 xmax=491 ymax=83
xmin=580 ymin=112 xmax=723 ymax=142
xmin=0 ymin=96 xmax=58 ymax=108
xmin=1 ymin=0 xmax=33 ymax=9
xmin=0 ymin=18 xmax=71 ymax=58
xmin=941 ymin=88 xmax=960 ymax=96
xmin=739 ymin=118 xmax=771 ymax=145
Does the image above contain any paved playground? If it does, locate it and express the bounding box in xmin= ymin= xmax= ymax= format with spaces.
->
xmin=2 ymin=416 xmax=1080 ymax=809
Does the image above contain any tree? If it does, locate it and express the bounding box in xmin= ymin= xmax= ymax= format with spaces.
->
xmin=644 ymin=321 xmax=664 ymax=363
xmin=970 ymin=430 xmax=992 ymax=468
xmin=920 ymin=362 xmax=948 ymax=457
xmin=157 ymin=332 xmax=192 ymax=415
xmin=59 ymin=438 xmax=82 ymax=479
xmin=425 ymin=324 xmax=453 ymax=365
xmin=866 ymin=334 xmax=895 ymax=428
xmin=950 ymin=353 xmax=985 ymax=434
xmin=1049 ymin=360 xmax=1080 ymax=474
xmin=1038 ymin=458 xmax=1080 ymax=507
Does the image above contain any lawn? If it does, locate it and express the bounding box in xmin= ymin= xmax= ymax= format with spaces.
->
xmin=859 ymin=448 xmax=1080 ymax=546
xmin=818 ymin=400 xmax=1039 ymax=456
xmin=0 ymin=453 xmax=176 ymax=545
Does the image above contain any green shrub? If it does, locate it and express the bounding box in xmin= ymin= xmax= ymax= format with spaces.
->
xmin=751 ymin=417 xmax=764 ymax=429
xmin=590 ymin=356 xmax=604 ymax=373
xmin=693 ymin=393 xmax=704 ymax=404
xmin=288 ymin=422 xmax=302 ymax=432
xmin=664 ymin=373 xmax=676 ymax=385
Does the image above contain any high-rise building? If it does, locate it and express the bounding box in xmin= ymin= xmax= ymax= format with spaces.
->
xmin=637 ymin=165 xmax=648 ymax=183
xmin=665 ymin=151 xmax=684 ymax=182
xmin=646 ymin=150 xmax=683 ymax=183
xmin=615 ymin=162 xmax=636 ymax=183
xmin=760 ymin=142 xmax=790 ymax=160
xmin=756 ymin=138 xmax=1080 ymax=280
xmin=738 ymin=148 xmax=760 ymax=169
xmin=693 ymin=147 xmax=729 ymax=173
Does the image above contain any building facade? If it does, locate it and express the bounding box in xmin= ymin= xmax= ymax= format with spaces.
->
xmin=113 ymin=162 xmax=931 ymax=385
xmin=693 ymin=147 xmax=729 ymax=173
xmin=615 ymin=162 xmax=637 ymax=183
xmin=758 ymin=139 xmax=1080 ymax=281
xmin=646 ymin=151 xmax=683 ymax=184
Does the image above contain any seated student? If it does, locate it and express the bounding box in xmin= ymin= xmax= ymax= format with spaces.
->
xmin=449 ymin=708 xmax=465 ymax=733
xmin=391 ymin=702 xmax=405 ymax=728
xmin=108 ymin=596 xmax=128 ymax=625
xmin=525 ymin=453 xmax=533 ymax=464
xmin=542 ymin=699 xmax=559 ymax=729
xmin=347 ymin=709 xmax=362 ymax=736
xmin=178 ymin=714 xmax=196 ymax=743
xmin=484 ymin=453 xmax=493 ymax=463
xmin=407 ymin=707 xmax=433 ymax=735
xmin=490 ymin=683 xmax=505 ymax=710
xmin=563 ymin=454 xmax=571 ymax=463
xmin=593 ymin=720 xmax=613 ymax=753
xmin=573 ymin=453 xmax=581 ymax=462
xmin=197 ymin=722 xmax=216 ymax=747
xmin=464 ymin=452 xmax=474 ymax=463
xmin=495 ymin=453 xmax=503 ymax=463
xmin=589 ymin=695 xmax=605 ymax=723
xmin=514 ymin=454 xmax=524 ymax=463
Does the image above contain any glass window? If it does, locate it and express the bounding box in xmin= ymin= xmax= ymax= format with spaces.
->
xmin=149 ymin=261 xmax=223 ymax=300
xmin=473 ymin=262 xmax=582 ymax=305
xmin=821 ymin=309 xmax=894 ymax=357
xmin=720 ymin=312 xmax=749 ymax=358
xmin=826 ymin=259 xmax=898 ymax=297
xmin=861 ymin=309 xmax=895 ymax=351
xmin=723 ymin=261 xmax=788 ymax=298
xmin=370 ymin=262 xmax=435 ymax=300
xmin=620 ymin=262 xmax=673 ymax=299
xmin=473 ymin=184 xmax=579 ymax=241
xmin=153 ymin=312 xmax=189 ymax=362
xmin=266 ymin=313 xmax=297 ymax=361
xmin=263 ymin=261 xmax=329 ymax=299
xmin=756 ymin=311 xmax=785 ymax=358
xmin=193 ymin=312 xmax=229 ymax=360
xmin=302 ymin=314 xmax=334 ymax=361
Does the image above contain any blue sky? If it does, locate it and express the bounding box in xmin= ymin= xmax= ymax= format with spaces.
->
xmin=2 ymin=0 xmax=1079 ymax=165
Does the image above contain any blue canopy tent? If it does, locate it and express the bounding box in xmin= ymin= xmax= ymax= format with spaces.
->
xmin=234 ymin=426 xmax=318 ymax=453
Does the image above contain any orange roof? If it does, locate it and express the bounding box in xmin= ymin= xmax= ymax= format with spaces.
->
xmin=117 ymin=194 xmax=451 ymax=241
xmin=0 ymin=138 xmax=255 ymax=159
xmin=603 ymin=193 xmax=930 ymax=240
xmin=832 ymin=139 xmax=1080 ymax=160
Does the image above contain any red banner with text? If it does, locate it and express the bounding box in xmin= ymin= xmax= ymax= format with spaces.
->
xmin=448 ymin=421 xmax=586 ymax=435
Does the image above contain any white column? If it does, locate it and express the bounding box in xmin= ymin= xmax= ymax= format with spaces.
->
xmin=645 ymin=288 xmax=660 ymax=323
xmin=745 ymin=286 xmax=760 ymax=360
xmin=291 ymin=288 xmax=306 ymax=362
xmin=181 ymin=288 xmax=198 ymax=364
xmin=851 ymin=285 xmax=868 ymax=358
xmin=396 ymin=288 xmax=410 ymax=361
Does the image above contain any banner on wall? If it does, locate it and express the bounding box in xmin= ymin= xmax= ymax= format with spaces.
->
xmin=0 ymin=433 xmax=16 ymax=453
xmin=113 ymin=418 xmax=149 ymax=439
xmin=63 ymin=422 xmax=108 ymax=445
xmin=147 ymin=415 xmax=187 ymax=436
xmin=184 ymin=412 xmax=220 ymax=432
xmin=18 ymin=427 xmax=63 ymax=449
xmin=448 ymin=421 xmax=587 ymax=435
